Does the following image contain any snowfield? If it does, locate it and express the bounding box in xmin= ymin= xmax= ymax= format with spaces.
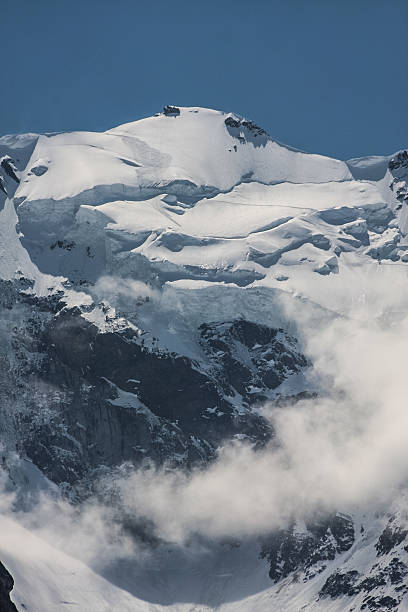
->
xmin=3 ymin=507 xmax=408 ymax=612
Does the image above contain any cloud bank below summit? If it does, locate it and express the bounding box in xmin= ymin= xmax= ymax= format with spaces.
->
xmin=3 ymin=269 xmax=408 ymax=558
xmin=111 ymin=277 xmax=408 ymax=543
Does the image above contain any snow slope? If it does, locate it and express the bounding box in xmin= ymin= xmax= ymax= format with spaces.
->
xmin=10 ymin=106 xmax=402 ymax=307
xmin=3 ymin=507 xmax=408 ymax=612
xmin=0 ymin=516 xmax=149 ymax=612
xmin=17 ymin=108 xmax=350 ymax=205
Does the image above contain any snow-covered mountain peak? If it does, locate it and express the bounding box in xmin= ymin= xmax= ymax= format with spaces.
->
xmin=1 ymin=109 xmax=408 ymax=611
xmin=7 ymin=105 xmax=362 ymax=291
xmin=15 ymin=106 xmax=351 ymax=208
xmin=6 ymin=106 xmax=400 ymax=311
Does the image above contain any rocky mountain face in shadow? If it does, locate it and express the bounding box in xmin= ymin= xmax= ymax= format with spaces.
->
xmin=1 ymin=278 xmax=308 ymax=488
xmin=0 ymin=562 xmax=18 ymax=612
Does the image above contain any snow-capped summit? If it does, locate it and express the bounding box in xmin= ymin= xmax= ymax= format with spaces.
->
xmin=9 ymin=107 xmax=403 ymax=308
xmin=18 ymin=107 xmax=350 ymax=202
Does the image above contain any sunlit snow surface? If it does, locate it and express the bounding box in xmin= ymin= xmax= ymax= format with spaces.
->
xmin=1 ymin=108 xmax=408 ymax=611
xmin=10 ymin=107 xmax=403 ymax=310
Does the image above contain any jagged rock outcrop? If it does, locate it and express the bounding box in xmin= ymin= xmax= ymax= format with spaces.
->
xmin=2 ymin=278 xmax=312 ymax=487
xmin=0 ymin=156 xmax=19 ymax=183
xmin=0 ymin=562 xmax=18 ymax=612
xmin=260 ymin=513 xmax=355 ymax=582
xmin=389 ymin=150 xmax=408 ymax=208
xmin=163 ymin=105 xmax=180 ymax=117
xmin=199 ymin=319 xmax=308 ymax=402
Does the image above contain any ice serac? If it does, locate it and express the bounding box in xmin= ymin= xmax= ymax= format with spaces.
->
xmin=0 ymin=107 xmax=408 ymax=611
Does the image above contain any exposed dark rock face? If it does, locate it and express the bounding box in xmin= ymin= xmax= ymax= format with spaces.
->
xmin=376 ymin=523 xmax=408 ymax=556
xmin=224 ymin=116 xmax=266 ymax=137
xmin=389 ymin=150 xmax=408 ymax=172
xmin=50 ymin=239 xmax=76 ymax=251
xmin=30 ymin=164 xmax=48 ymax=176
xmin=224 ymin=117 xmax=241 ymax=129
xmin=199 ymin=319 xmax=308 ymax=403
xmin=0 ymin=279 xmax=311 ymax=489
xmin=163 ymin=105 xmax=180 ymax=117
xmin=224 ymin=115 xmax=268 ymax=147
xmin=0 ymin=156 xmax=19 ymax=183
xmin=320 ymin=570 xmax=360 ymax=598
xmin=260 ymin=513 xmax=354 ymax=582
xmin=389 ymin=150 xmax=408 ymax=207
xmin=319 ymin=552 xmax=408 ymax=610
xmin=0 ymin=562 xmax=18 ymax=612
xmin=361 ymin=595 xmax=399 ymax=610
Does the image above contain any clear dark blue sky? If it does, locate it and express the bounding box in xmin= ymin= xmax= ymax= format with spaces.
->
xmin=1 ymin=0 xmax=407 ymax=159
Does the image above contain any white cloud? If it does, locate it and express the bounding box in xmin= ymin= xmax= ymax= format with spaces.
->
xmin=90 ymin=275 xmax=159 ymax=312
xmin=96 ymin=271 xmax=408 ymax=543
xmin=3 ymin=267 xmax=408 ymax=558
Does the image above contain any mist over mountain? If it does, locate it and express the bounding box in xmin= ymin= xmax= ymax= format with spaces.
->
xmin=0 ymin=106 xmax=408 ymax=611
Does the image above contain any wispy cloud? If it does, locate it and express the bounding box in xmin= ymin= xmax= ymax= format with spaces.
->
xmin=2 ymin=268 xmax=408 ymax=560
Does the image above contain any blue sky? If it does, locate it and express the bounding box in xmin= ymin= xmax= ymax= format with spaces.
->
xmin=1 ymin=0 xmax=407 ymax=159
